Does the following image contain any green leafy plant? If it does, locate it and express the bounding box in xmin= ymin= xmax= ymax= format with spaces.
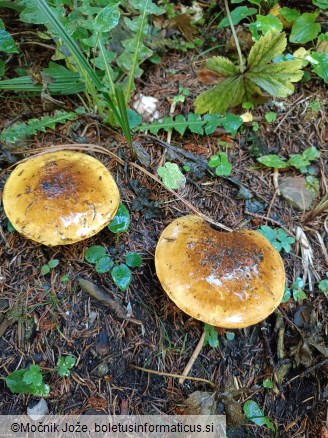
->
xmin=263 ymin=378 xmax=274 ymax=389
xmin=264 ymin=111 xmax=277 ymax=123
xmin=258 ymin=146 xmax=320 ymax=171
xmin=41 ymin=259 xmax=59 ymax=275
xmin=3 ymin=354 xmax=76 ymax=396
xmin=258 ymin=225 xmax=295 ymax=253
xmin=194 ymin=32 xmax=304 ymax=114
xmin=208 ymin=152 xmax=232 ymax=176
xmin=136 ymin=112 xmax=243 ymax=136
xmin=243 ymin=400 xmax=275 ymax=432
xmin=4 ymin=364 xmax=50 ymax=397
xmin=284 ymin=277 xmax=307 ymax=302
xmin=0 ymin=18 xmax=19 ymax=54
xmin=203 ymin=323 xmax=219 ymax=348
xmin=84 ymin=203 xmax=142 ymax=291
xmin=0 ymin=109 xmax=78 ymax=145
xmin=57 ymin=355 xmax=76 ymax=377
xmin=157 ymin=163 xmax=186 ymax=190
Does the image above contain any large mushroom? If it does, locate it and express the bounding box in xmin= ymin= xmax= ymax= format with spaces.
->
xmin=2 ymin=151 xmax=120 ymax=246
xmin=155 ymin=215 xmax=285 ymax=329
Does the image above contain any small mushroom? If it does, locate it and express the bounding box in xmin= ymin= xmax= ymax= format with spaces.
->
xmin=2 ymin=151 xmax=120 ymax=246
xmin=155 ymin=215 xmax=285 ymax=329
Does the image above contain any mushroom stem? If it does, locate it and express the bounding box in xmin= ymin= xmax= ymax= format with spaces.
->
xmin=179 ymin=329 xmax=206 ymax=384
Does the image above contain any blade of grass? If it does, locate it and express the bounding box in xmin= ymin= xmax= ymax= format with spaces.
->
xmin=115 ymin=85 xmax=132 ymax=149
xmin=125 ymin=0 xmax=149 ymax=103
xmin=34 ymin=0 xmax=131 ymax=142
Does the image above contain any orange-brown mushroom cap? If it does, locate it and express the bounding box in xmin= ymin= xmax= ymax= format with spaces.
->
xmin=2 ymin=151 xmax=120 ymax=246
xmin=155 ymin=215 xmax=285 ymax=328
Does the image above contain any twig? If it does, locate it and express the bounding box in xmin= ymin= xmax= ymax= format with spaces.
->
xmin=179 ymin=329 xmax=206 ymax=384
xmin=280 ymin=358 xmax=328 ymax=389
xmin=130 ymin=363 xmax=216 ymax=388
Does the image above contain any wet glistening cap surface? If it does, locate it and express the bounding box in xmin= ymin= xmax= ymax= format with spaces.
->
xmin=155 ymin=215 xmax=285 ymax=328
xmin=2 ymin=151 xmax=120 ymax=246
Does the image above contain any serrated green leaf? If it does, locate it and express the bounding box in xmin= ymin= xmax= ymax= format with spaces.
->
xmin=247 ymin=59 xmax=304 ymax=97
xmin=206 ymin=56 xmax=240 ymax=77
xmin=194 ymin=75 xmax=245 ymax=114
xmin=310 ymin=52 xmax=328 ymax=83
xmin=85 ymin=246 xmax=107 ymax=263
xmin=111 ymin=264 xmax=132 ymax=291
xmin=255 ymin=14 xmax=283 ymax=34
xmin=248 ymin=32 xmax=287 ymax=68
xmin=258 ymin=155 xmax=288 ymax=168
xmin=108 ymin=203 xmax=130 ymax=233
xmin=5 ymin=365 xmax=49 ymax=396
xmin=218 ymin=6 xmax=257 ymax=28
xmin=157 ymin=162 xmax=186 ymax=190
xmin=95 ymin=256 xmax=114 ymax=274
xmin=290 ymin=13 xmax=321 ymax=44
xmin=243 ymin=400 xmax=275 ymax=431
xmin=125 ymin=252 xmax=142 ymax=268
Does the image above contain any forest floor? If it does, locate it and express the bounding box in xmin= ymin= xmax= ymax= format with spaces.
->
xmin=0 ymin=3 xmax=327 ymax=438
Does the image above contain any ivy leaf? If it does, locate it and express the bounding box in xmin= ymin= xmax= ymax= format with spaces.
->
xmin=108 ymin=203 xmax=130 ymax=233
xmin=290 ymin=13 xmax=321 ymax=44
xmin=157 ymin=162 xmax=186 ymax=190
xmin=257 ymin=155 xmax=289 ymax=168
xmin=125 ymin=252 xmax=142 ymax=268
xmin=111 ymin=264 xmax=132 ymax=291
xmin=218 ymin=6 xmax=257 ymax=28
xmin=84 ymin=245 xmax=107 ymax=263
xmin=243 ymin=400 xmax=275 ymax=431
xmin=95 ymin=256 xmax=114 ymax=274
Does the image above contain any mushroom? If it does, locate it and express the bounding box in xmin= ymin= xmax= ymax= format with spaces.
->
xmin=155 ymin=215 xmax=285 ymax=329
xmin=2 ymin=151 xmax=120 ymax=246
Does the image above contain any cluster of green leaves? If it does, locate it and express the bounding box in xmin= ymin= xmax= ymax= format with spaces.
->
xmin=3 ymin=355 xmax=76 ymax=396
xmin=136 ymin=112 xmax=243 ymax=136
xmin=208 ymin=151 xmax=232 ymax=176
xmin=194 ymin=32 xmax=304 ymax=114
xmin=41 ymin=258 xmax=59 ymax=275
xmin=203 ymin=323 xmax=219 ymax=348
xmin=258 ymin=146 xmax=321 ymax=193
xmin=282 ymin=277 xmax=307 ymax=303
xmin=318 ymin=273 xmax=328 ymax=298
xmin=258 ymin=225 xmax=295 ymax=253
xmin=218 ymin=1 xmax=327 ymax=84
xmin=0 ymin=109 xmax=78 ymax=145
xmin=84 ymin=203 xmax=142 ymax=291
xmin=157 ymin=162 xmax=186 ymax=190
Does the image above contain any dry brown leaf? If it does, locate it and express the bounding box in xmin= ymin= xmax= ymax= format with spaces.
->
xmin=184 ymin=391 xmax=217 ymax=415
xmin=167 ymin=14 xmax=197 ymax=42
xmin=87 ymin=396 xmax=108 ymax=410
xmin=198 ymin=68 xmax=225 ymax=85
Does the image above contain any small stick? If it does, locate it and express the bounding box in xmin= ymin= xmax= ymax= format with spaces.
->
xmin=130 ymin=363 xmax=215 ymax=388
xmin=179 ymin=329 xmax=206 ymax=384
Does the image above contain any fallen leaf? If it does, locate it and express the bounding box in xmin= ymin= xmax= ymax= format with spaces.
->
xmin=167 ymin=14 xmax=197 ymax=42
xmin=184 ymin=391 xmax=217 ymax=415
